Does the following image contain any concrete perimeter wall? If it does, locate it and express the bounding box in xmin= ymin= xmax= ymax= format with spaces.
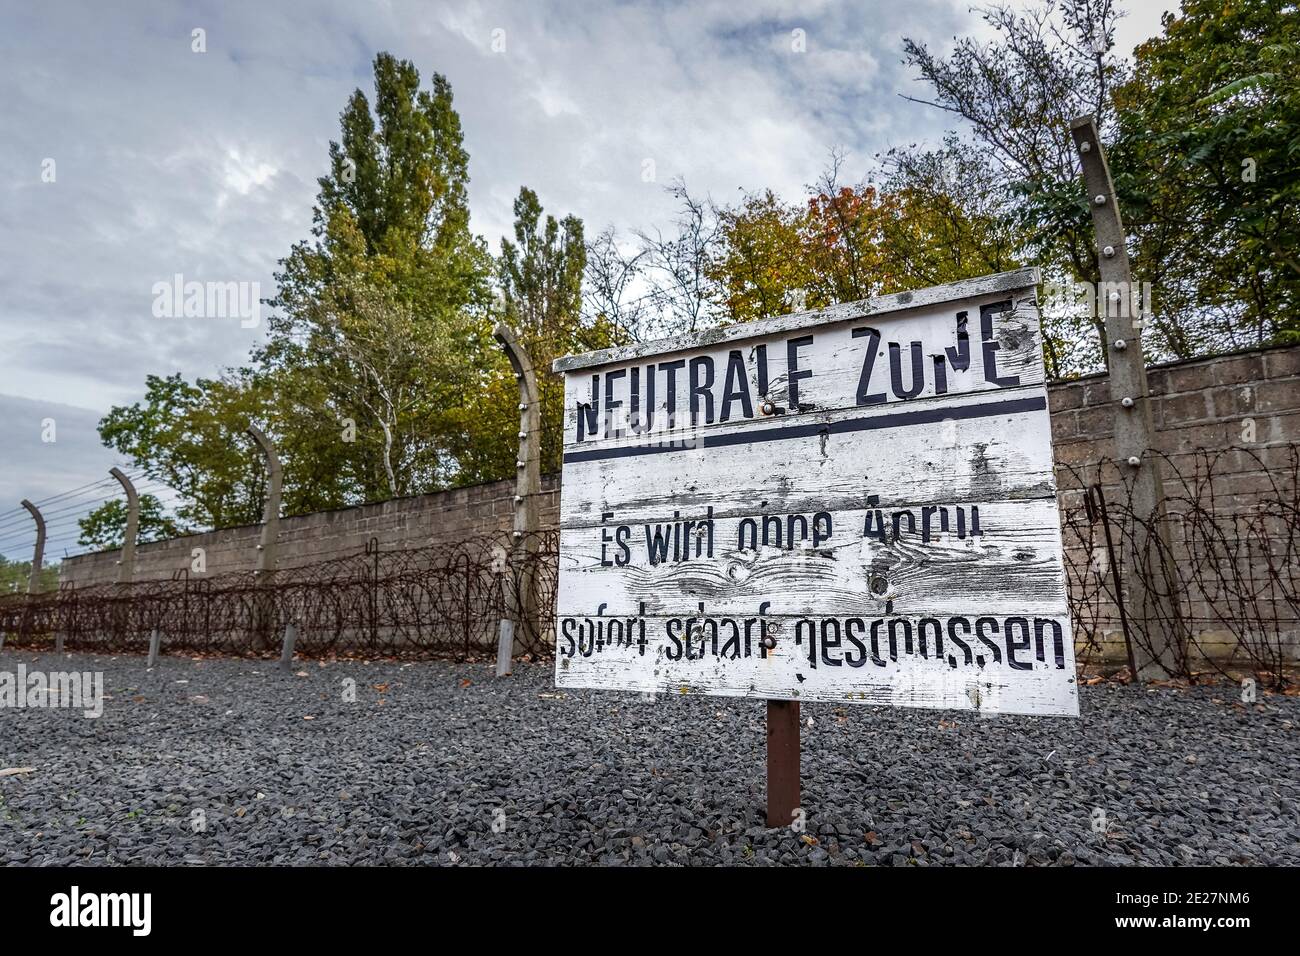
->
xmin=62 ymin=474 xmax=561 ymax=583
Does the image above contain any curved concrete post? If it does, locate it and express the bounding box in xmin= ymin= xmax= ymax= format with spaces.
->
xmin=247 ymin=424 xmax=283 ymax=577
xmin=1070 ymin=115 xmax=1183 ymax=681
xmin=247 ymin=425 xmax=283 ymax=653
xmin=20 ymin=499 xmax=45 ymax=594
xmin=110 ymin=467 xmax=139 ymax=586
xmin=493 ymin=322 xmax=542 ymax=675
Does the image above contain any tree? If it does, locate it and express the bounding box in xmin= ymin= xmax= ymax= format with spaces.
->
xmin=102 ymin=53 xmax=502 ymax=529
xmin=877 ymin=135 xmax=1024 ymax=289
xmin=0 ymin=556 xmax=58 ymax=595
xmin=97 ymin=373 xmax=269 ymax=530
xmin=77 ymin=495 xmax=182 ymax=551
xmin=707 ymin=149 xmax=1024 ymax=336
xmin=497 ymin=186 xmax=611 ymax=473
xmin=637 ymin=181 xmax=726 ymax=336
xmin=711 ymin=188 xmax=811 ymax=323
xmin=261 ymin=52 xmax=494 ymax=504
xmin=1114 ymin=0 xmax=1300 ymax=351
xmin=583 ymin=225 xmax=646 ymax=343
xmin=900 ymin=0 xmax=1300 ymax=370
xmin=902 ymin=0 xmax=1129 ymax=370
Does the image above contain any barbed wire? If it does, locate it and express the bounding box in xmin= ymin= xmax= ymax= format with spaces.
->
xmin=0 ymin=531 xmax=557 ymax=661
xmin=2 ymin=446 xmax=1296 ymax=684
xmin=1058 ymin=444 xmax=1298 ymax=688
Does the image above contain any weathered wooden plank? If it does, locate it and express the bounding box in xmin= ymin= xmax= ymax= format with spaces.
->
xmin=557 ymin=499 xmax=1070 ymax=618
xmin=554 ymin=267 xmax=1041 ymax=373
xmin=554 ymin=611 xmax=1077 ymax=717
xmin=553 ymin=269 xmax=1075 ymax=717
xmin=559 ymin=385 xmax=1057 ymax=527
xmin=562 ymin=291 xmax=1043 ymax=447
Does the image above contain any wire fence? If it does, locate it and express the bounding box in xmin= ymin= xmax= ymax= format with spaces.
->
xmin=1059 ymin=444 xmax=1299 ymax=687
xmin=2 ymin=445 xmax=1297 ymax=686
xmin=0 ymin=532 xmax=558 ymax=660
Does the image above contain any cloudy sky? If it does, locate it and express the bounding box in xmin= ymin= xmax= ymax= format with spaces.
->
xmin=0 ymin=0 xmax=1169 ymax=561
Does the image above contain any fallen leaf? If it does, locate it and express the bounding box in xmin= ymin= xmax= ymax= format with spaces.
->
xmin=799 ymin=834 xmax=819 ymax=847
xmin=459 ymin=679 xmax=472 ymax=688
xmin=864 ymin=831 xmax=881 ymax=846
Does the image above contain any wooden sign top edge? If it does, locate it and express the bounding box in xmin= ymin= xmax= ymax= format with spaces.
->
xmin=552 ymin=267 xmax=1042 ymax=374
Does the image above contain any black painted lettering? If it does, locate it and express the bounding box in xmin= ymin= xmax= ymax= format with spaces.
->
xmin=689 ymin=356 xmax=715 ymax=426
xmin=889 ymin=341 xmax=925 ymax=399
xmin=1004 ymin=616 xmax=1032 ymax=670
xmin=719 ymin=350 xmax=753 ymax=422
xmin=853 ymin=327 xmax=887 ymax=405
xmin=604 ymin=368 xmax=626 ymax=438
xmin=660 ymin=359 xmax=685 ymax=430
xmin=786 ymin=335 xmax=814 ymax=409
xmin=576 ymin=374 xmax=600 ymax=441
xmin=980 ymin=300 xmax=1020 ymax=387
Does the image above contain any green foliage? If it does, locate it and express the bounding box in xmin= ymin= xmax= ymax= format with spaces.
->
xmin=101 ymin=53 xmax=609 ymax=534
xmin=260 ymin=52 xmax=494 ymax=504
xmin=0 ymin=556 xmax=59 ymax=595
xmin=1113 ymin=0 xmax=1300 ymax=351
xmin=98 ymin=373 xmax=269 ymax=529
xmin=77 ymin=495 xmax=183 ymax=551
xmin=97 ymin=14 xmax=1292 ymax=543
xmin=900 ymin=0 xmax=1300 ymax=370
xmin=707 ymin=145 xmax=1027 ymax=333
xmin=498 ymin=186 xmax=612 ymax=475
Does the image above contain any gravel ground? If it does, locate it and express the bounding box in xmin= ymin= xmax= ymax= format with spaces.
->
xmin=1 ymin=650 xmax=1297 ymax=866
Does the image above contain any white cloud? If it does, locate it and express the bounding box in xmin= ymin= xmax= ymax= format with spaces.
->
xmin=0 ymin=0 xmax=1165 ymax=511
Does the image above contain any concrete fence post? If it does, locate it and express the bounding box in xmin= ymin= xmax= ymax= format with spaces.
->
xmin=248 ymin=425 xmax=283 ymax=653
xmin=279 ymin=622 xmax=298 ymax=673
xmin=109 ymin=468 xmax=139 ymax=586
xmin=106 ymin=468 xmax=141 ymax=655
xmin=147 ymin=628 xmax=161 ymax=669
xmin=492 ymin=322 xmax=541 ymax=677
xmin=20 ymin=499 xmax=45 ymax=595
xmin=17 ymin=499 xmax=46 ymax=646
xmin=109 ymin=468 xmax=138 ymax=587
xmin=1070 ymin=114 xmax=1185 ymax=680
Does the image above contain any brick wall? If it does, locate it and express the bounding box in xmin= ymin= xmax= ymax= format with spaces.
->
xmin=61 ymin=474 xmax=562 ymax=584
xmin=1049 ymin=345 xmax=1299 ymax=484
xmin=1049 ymin=344 xmax=1300 ymax=665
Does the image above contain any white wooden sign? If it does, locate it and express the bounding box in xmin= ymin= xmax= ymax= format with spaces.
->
xmin=552 ymin=268 xmax=1077 ymax=717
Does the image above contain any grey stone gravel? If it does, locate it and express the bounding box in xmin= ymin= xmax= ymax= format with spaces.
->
xmin=1 ymin=651 xmax=1297 ymax=866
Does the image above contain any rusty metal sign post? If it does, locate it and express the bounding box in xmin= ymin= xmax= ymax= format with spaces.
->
xmin=766 ymin=700 xmax=800 ymax=827
xmin=552 ymin=268 xmax=1078 ymax=828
